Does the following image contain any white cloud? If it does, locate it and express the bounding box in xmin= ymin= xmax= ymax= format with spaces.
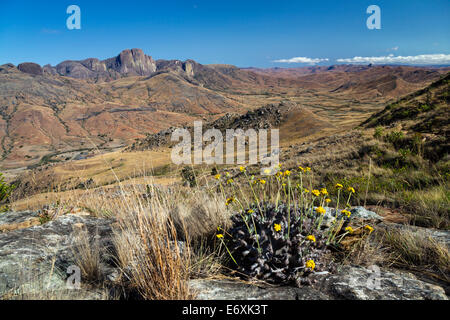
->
xmin=273 ymin=57 xmax=329 ymax=65
xmin=337 ymin=54 xmax=450 ymax=65
xmin=387 ymin=46 xmax=399 ymax=52
xmin=41 ymin=28 xmax=61 ymax=34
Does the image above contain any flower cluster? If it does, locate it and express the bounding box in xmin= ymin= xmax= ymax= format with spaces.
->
xmin=213 ymin=164 xmax=370 ymax=284
xmin=224 ymin=203 xmax=333 ymax=284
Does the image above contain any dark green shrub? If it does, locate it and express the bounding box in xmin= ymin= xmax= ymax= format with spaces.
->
xmin=0 ymin=172 xmax=15 ymax=204
xmin=385 ymin=130 xmax=404 ymax=145
xmin=373 ymin=126 xmax=384 ymax=139
xmin=181 ymin=166 xmax=197 ymax=187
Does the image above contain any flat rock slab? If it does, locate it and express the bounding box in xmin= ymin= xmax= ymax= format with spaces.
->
xmin=320 ymin=206 xmax=382 ymax=228
xmin=0 ymin=211 xmax=41 ymax=233
xmin=0 ymin=213 xmax=115 ymax=298
xmin=312 ymin=265 xmax=448 ymax=300
xmin=350 ymin=206 xmax=383 ymax=220
xmin=378 ymin=222 xmax=450 ymax=247
xmin=189 ymin=279 xmax=330 ymax=300
xmin=190 ymin=265 xmax=448 ymax=300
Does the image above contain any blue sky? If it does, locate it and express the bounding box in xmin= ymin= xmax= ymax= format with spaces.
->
xmin=0 ymin=0 xmax=449 ymax=67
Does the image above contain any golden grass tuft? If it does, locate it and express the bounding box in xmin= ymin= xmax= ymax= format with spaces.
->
xmin=382 ymin=228 xmax=450 ymax=282
xmin=72 ymin=227 xmax=103 ymax=283
xmin=111 ymin=183 xmax=196 ymax=300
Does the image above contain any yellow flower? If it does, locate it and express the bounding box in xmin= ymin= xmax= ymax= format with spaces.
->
xmin=315 ymin=206 xmax=326 ymax=215
xmin=325 ymin=198 xmax=331 ymax=203
xmin=282 ymin=183 xmax=286 ymax=187
xmin=345 ymin=226 xmax=354 ymax=234
xmin=305 ymin=259 xmax=315 ymax=270
xmin=226 ymin=178 xmax=234 ymax=184
xmin=306 ymin=167 xmax=311 ymax=172
xmin=320 ymin=188 xmax=328 ymax=195
xmin=348 ymin=186 xmax=356 ymax=193
xmin=335 ymin=183 xmax=343 ymax=189
xmin=364 ymin=225 xmax=374 ymax=234
xmin=306 ymin=235 xmax=316 ymax=242
xmin=247 ymin=209 xmax=254 ymax=214
xmin=225 ymin=197 xmax=235 ymax=206
xmin=275 ymin=171 xmax=282 ymax=177
xmin=312 ymin=189 xmax=320 ymax=197
xmin=274 ymin=223 xmax=282 ymax=232
xmin=298 ymin=166 xmax=305 ymax=172
xmin=304 ymin=188 xmax=310 ymax=193
xmin=225 ymin=172 xmax=231 ymax=177
xmin=239 ymin=166 xmax=246 ymax=172
xmin=216 ymin=234 xmax=224 ymax=239
xmin=278 ymin=164 xmax=282 ymax=169
xmin=259 ymin=179 xmax=266 ymax=185
xmin=214 ymin=174 xmax=221 ymax=180
xmin=283 ymin=170 xmax=291 ymax=177
xmin=341 ymin=209 xmax=351 ymax=218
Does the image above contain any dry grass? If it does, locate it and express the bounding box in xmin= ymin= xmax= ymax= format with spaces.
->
xmin=340 ymin=225 xmax=450 ymax=287
xmin=0 ymin=256 xmax=111 ymax=300
xmin=171 ymin=190 xmax=231 ymax=239
xmin=399 ymin=184 xmax=450 ymax=229
xmin=6 ymin=126 xmax=448 ymax=299
xmin=10 ymin=170 xmax=234 ymax=299
xmin=337 ymin=232 xmax=393 ymax=268
xmin=382 ymin=228 xmax=450 ymax=282
xmin=10 ymin=149 xmax=176 ymax=201
xmin=110 ymin=183 xmax=196 ymax=300
xmin=72 ymin=226 xmax=103 ymax=283
xmin=188 ymin=238 xmax=227 ymax=279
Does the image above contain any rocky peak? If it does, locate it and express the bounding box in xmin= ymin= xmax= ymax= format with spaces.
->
xmin=105 ymin=48 xmax=156 ymax=76
xmin=17 ymin=62 xmax=43 ymax=76
xmin=23 ymin=49 xmax=202 ymax=81
xmin=0 ymin=63 xmax=17 ymax=74
xmin=155 ymin=59 xmax=197 ymax=78
xmin=80 ymin=58 xmax=107 ymax=72
xmin=43 ymin=48 xmax=157 ymax=80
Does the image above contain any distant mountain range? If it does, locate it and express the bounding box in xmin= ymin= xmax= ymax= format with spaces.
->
xmin=1 ymin=48 xmax=449 ymax=170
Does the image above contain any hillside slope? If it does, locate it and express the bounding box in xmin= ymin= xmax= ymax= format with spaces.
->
xmin=127 ymin=101 xmax=333 ymax=151
xmin=1 ymin=48 xmax=448 ymax=170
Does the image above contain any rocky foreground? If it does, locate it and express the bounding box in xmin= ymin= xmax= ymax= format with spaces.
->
xmin=0 ymin=208 xmax=448 ymax=300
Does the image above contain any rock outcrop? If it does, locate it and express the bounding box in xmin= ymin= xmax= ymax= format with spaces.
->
xmin=191 ymin=266 xmax=448 ymax=300
xmin=190 ymin=279 xmax=330 ymax=300
xmin=103 ymin=48 xmax=156 ymax=76
xmin=0 ymin=209 xmax=448 ymax=300
xmin=46 ymin=48 xmax=157 ymax=80
xmin=0 ymin=210 xmax=41 ymax=233
xmin=0 ymin=212 xmax=115 ymax=299
xmin=17 ymin=62 xmax=43 ymax=76
xmin=312 ymin=265 xmax=448 ymax=300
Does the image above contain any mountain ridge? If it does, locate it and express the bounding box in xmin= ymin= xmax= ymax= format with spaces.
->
xmin=1 ymin=48 xmax=449 ymax=171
